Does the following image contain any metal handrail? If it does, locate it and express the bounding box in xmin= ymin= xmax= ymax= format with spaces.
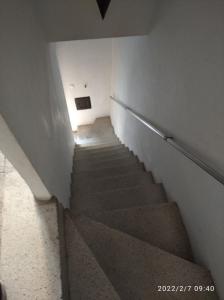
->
xmin=111 ymin=96 xmax=224 ymax=185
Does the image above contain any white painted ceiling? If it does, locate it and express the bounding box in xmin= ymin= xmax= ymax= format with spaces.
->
xmin=34 ymin=0 xmax=156 ymax=42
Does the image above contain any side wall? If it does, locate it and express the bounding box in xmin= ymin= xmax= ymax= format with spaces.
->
xmin=0 ymin=0 xmax=74 ymax=207
xmin=54 ymin=39 xmax=112 ymax=131
xmin=111 ymin=0 xmax=224 ymax=298
xmin=0 ymin=115 xmax=51 ymax=200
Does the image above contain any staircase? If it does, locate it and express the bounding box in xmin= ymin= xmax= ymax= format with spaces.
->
xmin=64 ymin=117 xmax=218 ymax=299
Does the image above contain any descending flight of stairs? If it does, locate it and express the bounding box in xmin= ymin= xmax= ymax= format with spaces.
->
xmin=64 ymin=117 xmax=218 ymax=299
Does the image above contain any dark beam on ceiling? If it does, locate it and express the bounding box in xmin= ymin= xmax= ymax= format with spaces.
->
xmin=96 ymin=0 xmax=112 ymax=19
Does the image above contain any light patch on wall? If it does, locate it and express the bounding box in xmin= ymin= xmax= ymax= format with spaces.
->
xmin=53 ymin=38 xmax=112 ymax=131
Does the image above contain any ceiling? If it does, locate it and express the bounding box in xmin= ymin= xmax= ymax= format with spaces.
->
xmin=34 ymin=0 xmax=156 ymax=42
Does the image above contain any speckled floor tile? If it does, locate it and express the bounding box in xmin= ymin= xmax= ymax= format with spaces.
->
xmin=0 ymin=156 xmax=62 ymax=300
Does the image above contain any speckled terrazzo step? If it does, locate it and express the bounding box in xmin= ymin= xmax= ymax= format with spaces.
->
xmin=76 ymin=216 xmax=218 ymax=300
xmin=76 ymin=139 xmax=121 ymax=149
xmin=74 ymin=156 xmax=140 ymax=172
xmin=73 ymin=172 xmax=154 ymax=196
xmin=71 ymin=183 xmax=166 ymax=214
xmin=76 ymin=117 xmax=116 ymax=144
xmin=75 ymin=144 xmax=125 ymax=155
xmin=76 ymin=138 xmax=120 ymax=147
xmin=74 ymin=152 xmax=137 ymax=167
xmin=92 ymin=117 xmax=114 ymax=130
xmin=74 ymin=148 xmax=132 ymax=162
xmin=84 ymin=202 xmax=193 ymax=261
xmin=65 ymin=212 xmax=120 ymax=300
xmin=72 ymin=162 xmax=145 ymax=181
xmin=74 ymin=146 xmax=129 ymax=161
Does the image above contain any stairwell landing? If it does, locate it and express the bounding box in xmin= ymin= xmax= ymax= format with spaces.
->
xmin=64 ymin=117 xmax=218 ymax=300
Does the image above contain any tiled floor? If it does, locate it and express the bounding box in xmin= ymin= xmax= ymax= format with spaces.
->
xmin=0 ymin=152 xmax=62 ymax=300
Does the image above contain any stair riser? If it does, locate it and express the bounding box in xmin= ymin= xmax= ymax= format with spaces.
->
xmin=76 ymin=141 xmax=121 ymax=150
xmin=74 ymin=153 xmax=136 ymax=166
xmin=71 ymin=184 xmax=166 ymax=213
xmin=74 ymin=157 xmax=141 ymax=172
xmin=73 ymin=163 xmax=145 ymax=180
xmin=76 ymin=140 xmax=120 ymax=148
xmin=73 ymin=167 xmax=145 ymax=183
xmin=74 ymin=148 xmax=130 ymax=161
xmin=75 ymin=144 xmax=124 ymax=154
xmin=73 ymin=173 xmax=153 ymax=195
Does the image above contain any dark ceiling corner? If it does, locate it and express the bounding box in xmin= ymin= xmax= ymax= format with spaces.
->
xmin=96 ymin=0 xmax=112 ymax=19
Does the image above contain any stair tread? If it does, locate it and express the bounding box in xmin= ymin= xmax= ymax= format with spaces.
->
xmin=76 ymin=140 xmax=121 ymax=150
xmin=73 ymin=163 xmax=145 ymax=180
xmin=74 ymin=149 xmax=132 ymax=162
xmin=65 ymin=212 xmax=120 ymax=300
xmin=74 ymin=156 xmax=140 ymax=172
xmin=73 ymin=172 xmax=154 ymax=195
xmin=85 ymin=202 xmax=193 ymax=260
xmin=76 ymin=216 xmax=218 ymax=300
xmin=76 ymin=117 xmax=115 ymax=143
xmin=74 ymin=151 xmax=136 ymax=166
xmin=75 ymin=144 xmax=124 ymax=153
xmin=71 ymin=183 xmax=166 ymax=213
xmin=77 ymin=139 xmax=119 ymax=148
xmin=74 ymin=147 xmax=129 ymax=160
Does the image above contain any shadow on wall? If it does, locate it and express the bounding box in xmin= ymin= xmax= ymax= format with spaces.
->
xmin=147 ymin=0 xmax=165 ymax=34
xmin=0 ymin=151 xmax=6 ymax=259
xmin=0 ymin=114 xmax=51 ymax=202
xmin=0 ymin=0 xmax=74 ymax=208
xmin=48 ymin=44 xmax=71 ymax=130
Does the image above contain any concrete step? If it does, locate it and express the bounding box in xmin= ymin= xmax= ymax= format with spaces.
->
xmin=65 ymin=212 xmax=120 ymax=300
xmin=85 ymin=202 xmax=193 ymax=261
xmin=74 ymin=147 xmax=130 ymax=161
xmin=91 ymin=118 xmax=115 ymax=140
xmin=74 ymin=146 xmax=128 ymax=159
xmin=76 ymin=216 xmax=218 ymax=300
xmin=73 ymin=163 xmax=145 ymax=182
xmin=76 ymin=117 xmax=115 ymax=143
xmin=71 ymin=183 xmax=166 ymax=214
xmin=74 ymin=156 xmax=140 ymax=172
xmin=73 ymin=172 xmax=154 ymax=196
xmin=92 ymin=116 xmax=113 ymax=129
xmin=76 ymin=137 xmax=117 ymax=146
xmin=76 ymin=138 xmax=120 ymax=148
xmin=75 ymin=151 xmax=136 ymax=166
xmin=75 ymin=144 xmax=125 ymax=154
xmin=76 ymin=140 xmax=121 ymax=150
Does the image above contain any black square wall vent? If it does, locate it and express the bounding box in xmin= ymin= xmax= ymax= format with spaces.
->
xmin=75 ymin=97 xmax=92 ymax=110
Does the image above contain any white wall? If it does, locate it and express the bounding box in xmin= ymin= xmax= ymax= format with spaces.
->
xmin=54 ymin=39 xmax=112 ymax=131
xmin=111 ymin=0 xmax=224 ymax=298
xmin=0 ymin=115 xmax=51 ymax=200
xmin=0 ymin=0 xmax=74 ymax=207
